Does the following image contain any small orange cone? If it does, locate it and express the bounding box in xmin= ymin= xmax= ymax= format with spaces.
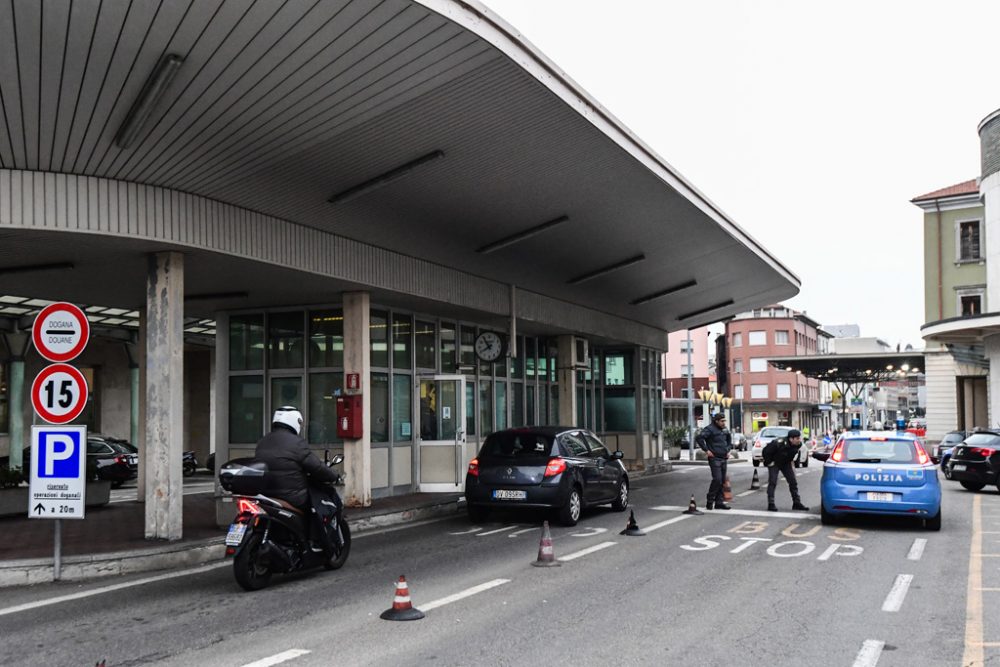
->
xmin=750 ymin=469 xmax=761 ymax=490
xmin=620 ymin=510 xmax=646 ymax=536
xmin=682 ymin=494 xmax=703 ymax=515
xmin=723 ymin=476 xmax=733 ymax=503
xmin=380 ymin=575 xmax=425 ymax=621
xmin=531 ymin=520 xmax=561 ymax=567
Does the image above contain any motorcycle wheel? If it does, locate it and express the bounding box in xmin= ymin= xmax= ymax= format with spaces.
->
xmin=234 ymin=533 xmax=272 ymax=591
xmin=183 ymin=463 xmax=196 ymax=477
xmin=325 ymin=518 xmax=351 ymax=570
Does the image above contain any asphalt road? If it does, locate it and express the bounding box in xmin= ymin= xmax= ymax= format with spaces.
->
xmin=1 ymin=460 xmax=995 ymax=667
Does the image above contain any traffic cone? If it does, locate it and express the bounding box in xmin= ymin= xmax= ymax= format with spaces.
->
xmin=620 ymin=510 xmax=646 ymax=536
xmin=682 ymin=494 xmax=703 ymax=515
xmin=750 ymin=469 xmax=761 ymax=490
xmin=380 ymin=575 xmax=425 ymax=621
xmin=531 ymin=520 xmax=562 ymax=567
xmin=723 ymin=476 xmax=733 ymax=503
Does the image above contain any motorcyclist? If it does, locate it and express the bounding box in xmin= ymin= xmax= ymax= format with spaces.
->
xmin=254 ymin=406 xmax=342 ymax=550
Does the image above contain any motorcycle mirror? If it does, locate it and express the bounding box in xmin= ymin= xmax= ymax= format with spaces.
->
xmin=329 ymin=454 xmax=344 ymax=467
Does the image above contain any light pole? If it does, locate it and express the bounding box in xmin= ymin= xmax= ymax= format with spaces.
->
xmin=685 ymin=330 xmax=696 ymax=461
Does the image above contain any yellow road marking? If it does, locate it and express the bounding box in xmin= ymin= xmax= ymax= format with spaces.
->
xmin=964 ymin=493 xmax=984 ymax=667
xmin=980 ymin=588 xmax=1000 ymax=592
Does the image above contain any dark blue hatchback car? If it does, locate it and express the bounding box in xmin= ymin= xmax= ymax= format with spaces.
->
xmin=820 ymin=431 xmax=941 ymax=530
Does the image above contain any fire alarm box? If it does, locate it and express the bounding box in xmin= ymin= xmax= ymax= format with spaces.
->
xmin=337 ymin=394 xmax=363 ymax=439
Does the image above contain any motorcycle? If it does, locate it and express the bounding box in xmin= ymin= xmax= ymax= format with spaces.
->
xmin=219 ymin=455 xmax=351 ymax=591
xmin=183 ymin=451 xmax=198 ymax=477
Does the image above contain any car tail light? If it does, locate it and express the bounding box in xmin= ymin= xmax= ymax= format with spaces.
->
xmin=114 ymin=455 xmax=127 ymax=465
xmin=830 ymin=441 xmax=845 ymax=463
xmin=971 ymin=447 xmax=996 ymax=457
xmin=544 ymin=457 xmax=567 ymax=477
xmin=914 ymin=442 xmax=930 ymax=465
xmin=237 ymin=498 xmax=262 ymax=515
xmin=467 ymin=458 xmax=479 ymax=477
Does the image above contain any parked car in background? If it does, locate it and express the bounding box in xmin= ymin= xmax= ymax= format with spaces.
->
xmin=947 ymin=430 xmax=1000 ymax=492
xmin=933 ymin=430 xmax=970 ymax=466
xmin=751 ymin=426 xmax=795 ymax=467
xmin=731 ymin=432 xmax=749 ymax=451
xmin=465 ymin=427 xmax=629 ymax=526
xmin=820 ymin=431 xmax=940 ymax=530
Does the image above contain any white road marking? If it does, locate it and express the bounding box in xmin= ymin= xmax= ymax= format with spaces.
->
xmin=570 ymin=526 xmax=608 ymax=537
xmin=0 ymin=562 xmax=229 ymax=618
xmin=736 ymin=490 xmax=756 ymax=497
xmin=907 ymin=538 xmax=927 ymax=561
xmin=240 ymin=649 xmax=311 ymax=667
xmin=851 ymin=640 xmax=885 ymax=667
xmin=508 ymin=527 xmax=538 ymax=538
xmin=559 ymin=541 xmax=617 ymax=561
xmin=420 ymin=579 xmax=510 ymax=611
xmin=644 ymin=514 xmax=692 ymax=533
xmin=449 ymin=526 xmax=483 ymax=535
xmin=651 ymin=505 xmax=820 ymax=520
xmin=477 ymin=525 xmax=520 ymax=536
xmin=881 ymin=574 xmax=914 ymax=612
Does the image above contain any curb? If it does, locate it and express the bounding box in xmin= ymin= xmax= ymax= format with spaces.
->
xmin=0 ymin=499 xmax=463 ymax=588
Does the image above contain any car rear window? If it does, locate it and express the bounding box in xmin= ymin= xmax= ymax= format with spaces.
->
xmin=963 ymin=433 xmax=1000 ymax=448
xmin=480 ymin=432 xmax=554 ymax=461
xmin=942 ymin=433 xmax=966 ymax=444
xmin=842 ymin=438 xmax=919 ymax=463
xmin=760 ymin=428 xmax=790 ymax=438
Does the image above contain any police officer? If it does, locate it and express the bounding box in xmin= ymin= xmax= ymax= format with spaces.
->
xmin=696 ymin=412 xmax=732 ymax=510
xmin=762 ymin=429 xmax=810 ymax=512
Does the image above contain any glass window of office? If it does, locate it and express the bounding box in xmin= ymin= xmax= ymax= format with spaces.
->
xmin=230 ymin=376 xmax=264 ymax=443
xmin=460 ymin=326 xmax=476 ymax=368
xmin=309 ymin=310 xmax=343 ymax=368
xmin=415 ymin=320 xmax=435 ymax=369
xmin=392 ymin=314 xmax=412 ymax=369
xmin=440 ymin=322 xmax=456 ymax=373
xmin=0 ymin=362 xmax=7 ymax=434
xmin=370 ymin=310 xmax=389 ymax=368
xmin=371 ymin=372 xmax=389 ymax=443
xmin=604 ymin=388 xmax=636 ymax=431
xmin=480 ymin=380 xmax=492 ymax=436
xmin=604 ymin=352 xmax=632 ymax=386
xmin=230 ymin=314 xmax=264 ymax=371
xmin=393 ymin=374 xmax=412 ymax=440
xmin=268 ymin=312 xmax=304 ymax=369
xmin=308 ymin=373 xmax=342 ymax=444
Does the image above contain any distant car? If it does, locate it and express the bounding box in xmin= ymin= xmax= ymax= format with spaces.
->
xmin=464 ymin=427 xmax=629 ymax=526
xmin=932 ymin=430 xmax=970 ymax=464
xmin=731 ymin=432 xmax=749 ymax=451
xmin=947 ymin=431 xmax=1000 ymax=492
xmin=751 ymin=426 xmax=805 ymax=467
xmin=906 ymin=419 xmax=928 ymax=438
xmin=5 ymin=436 xmax=138 ymax=488
xmin=820 ymin=431 xmax=940 ymax=530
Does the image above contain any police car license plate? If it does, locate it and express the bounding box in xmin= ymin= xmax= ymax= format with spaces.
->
xmin=225 ymin=523 xmax=247 ymax=546
xmin=952 ymin=464 xmax=967 ymax=472
xmin=866 ymin=492 xmax=894 ymax=502
xmin=493 ymin=489 xmax=527 ymax=500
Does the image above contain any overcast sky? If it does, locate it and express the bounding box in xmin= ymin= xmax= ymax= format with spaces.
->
xmin=481 ymin=0 xmax=1000 ymax=349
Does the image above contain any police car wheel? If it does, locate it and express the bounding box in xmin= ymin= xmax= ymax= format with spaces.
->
xmin=820 ymin=505 xmax=834 ymax=526
xmin=924 ymin=509 xmax=942 ymax=531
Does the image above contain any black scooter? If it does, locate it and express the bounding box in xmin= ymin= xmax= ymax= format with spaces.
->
xmin=220 ymin=455 xmax=351 ymax=591
xmin=182 ymin=451 xmax=198 ymax=477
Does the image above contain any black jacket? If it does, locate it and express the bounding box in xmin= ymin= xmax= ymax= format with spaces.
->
xmin=762 ymin=437 xmax=801 ymax=467
xmin=254 ymin=425 xmax=339 ymax=507
xmin=696 ymin=422 xmax=732 ymax=458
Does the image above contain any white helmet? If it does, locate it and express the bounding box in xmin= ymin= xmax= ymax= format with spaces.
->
xmin=272 ymin=406 xmax=303 ymax=435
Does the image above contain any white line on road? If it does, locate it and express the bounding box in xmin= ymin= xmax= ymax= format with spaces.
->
xmin=559 ymin=541 xmax=617 ymax=561
xmin=651 ymin=505 xmax=820 ymax=520
xmin=674 ymin=467 xmax=697 ymax=473
xmin=881 ymin=574 xmax=914 ymax=612
xmin=736 ymin=490 xmax=756 ymax=497
xmin=477 ymin=525 xmax=520 ymax=536
xmin=0 ymin=562 xmax=229 ymax=618
xmin=240 ymin=649 xmax=311 ymax=667
xmin=907 ymin=538 xmax=927 ymax=561
xmin=508 ymin=527 xmax=538 ymax=537
xmin=421 ymin=579 xmax=510 ymax=611
xmin=852 ymin=640 xmax=885 ymax=667
xmin=644 ymin=515 xmax=692 ymax=533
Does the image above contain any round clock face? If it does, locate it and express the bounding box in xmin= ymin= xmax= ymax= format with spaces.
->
xmin=475 ymin=331 xmax=504 ymax=362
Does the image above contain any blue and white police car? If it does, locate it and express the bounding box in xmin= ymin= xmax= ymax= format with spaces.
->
xmin=820 ymin=431 xmax=941 ymax=531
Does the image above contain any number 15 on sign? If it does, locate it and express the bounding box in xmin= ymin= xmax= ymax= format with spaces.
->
xmin=31 ymin=364 xmax=89 ymax=425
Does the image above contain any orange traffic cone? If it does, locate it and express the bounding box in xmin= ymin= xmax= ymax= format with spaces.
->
xmin=750 ymin=469 xmax=761 ymax=490
xmin=380 ymin=575 xmax=425 ymax=621
xmin=620 ymin=510 xmax=646 ymax=536
xmin=531 ymin=520 xmax=561 ymax=567
xmin=683 ymin=494 xmax=703 ymax=515
xmin=723 ymin=476 xmax=733 ymax=503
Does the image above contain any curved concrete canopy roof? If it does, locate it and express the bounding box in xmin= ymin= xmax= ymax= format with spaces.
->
xmin=0 ymin=0 xmax=798 ymax=334
xmin=922 ymin=312 xmax=1000 ymax=345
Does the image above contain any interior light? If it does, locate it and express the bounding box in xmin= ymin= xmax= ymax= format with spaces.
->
xmin=476 ymin=215 xmax=569 ymax=254
xmin=115 ymin=54 xmax=184 ymax=149
xmin=328 ymin=150 xmax=445 ymax=205
xmin=901 ymin=364 xmax=910 ymax=371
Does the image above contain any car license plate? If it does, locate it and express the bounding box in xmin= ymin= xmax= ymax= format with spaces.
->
xmin=492 ymin=489 xmax=527 ymax=500
xmin=866 ymin=492 xmax=894 ymax=502
xmin=953 ymin=464 xmax=967 ymax=472
xmin=225 ymin=523 xmax=247 ymax=546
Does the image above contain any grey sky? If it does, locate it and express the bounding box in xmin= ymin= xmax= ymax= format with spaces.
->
xmin=481 ymin=0 xmax=1000 ymax=349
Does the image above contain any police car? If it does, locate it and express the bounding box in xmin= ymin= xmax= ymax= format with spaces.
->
xmin=820 ymin=431 xmax=941 ymax=531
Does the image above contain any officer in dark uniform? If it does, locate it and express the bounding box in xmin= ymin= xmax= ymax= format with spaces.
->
xmin=696 ymin=412 xmax=732 ymax=510
xmin=762 ymin=429 xmax=810 ymax=512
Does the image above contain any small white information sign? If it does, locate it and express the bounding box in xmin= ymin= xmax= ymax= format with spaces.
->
xmin=29 ymin=425 xmax=87 ymax=520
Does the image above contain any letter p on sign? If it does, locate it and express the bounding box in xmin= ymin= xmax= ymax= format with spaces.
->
xmin=40 ymin=433 xmax=77 ymax=478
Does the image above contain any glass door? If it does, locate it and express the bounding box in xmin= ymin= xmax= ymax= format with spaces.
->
xmin=417 ymin=375 xmax=467 ymax=492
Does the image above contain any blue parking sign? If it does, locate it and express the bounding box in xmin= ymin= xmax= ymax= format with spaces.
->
xmin=38 ymin=430 xmax=82 ymax=478
xmin=29 ymin=426 xmax=87 ymax=519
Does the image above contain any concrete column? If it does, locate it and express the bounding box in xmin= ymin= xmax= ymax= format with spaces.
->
xmin=2 ymin=332 xmax=29 ymax=471
xmin=343 ymin=292 xmax=371 ymax=508
xmin=136 ymin=312 xmax=147 ymax=498
xmin=987 ymin=334 xmax=1000 ymax=429
xmin=124 ymin=342 xmax=139 ymax=453
xmin=556 ymin=335 xmax=577 ymax=426
xmin=144 ymin=251 xmax=184 ymax=540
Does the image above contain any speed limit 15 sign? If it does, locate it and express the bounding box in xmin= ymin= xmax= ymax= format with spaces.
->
xmin=31 ymin=364 xmax=89 ymax=425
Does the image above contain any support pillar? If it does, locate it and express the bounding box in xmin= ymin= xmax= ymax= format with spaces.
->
xmin=144 ymin=252 xmax=184 ymax=540
xmin=987 ymin=334 xmax=1000 ymax=429
xmin=213 ymin=312 xmax=231 ymax=527
xmin=137 ymin=312 xmax=147 ymax=498
xmin=556 ymin=335 xmax=578 ymax=427
xmin=124 ymin=342 xmax=140 ymax=455
xmin=343 ymin=292 xmax=371 ymax=508
xmin=2 ymin=332 xmax=29 ymax=472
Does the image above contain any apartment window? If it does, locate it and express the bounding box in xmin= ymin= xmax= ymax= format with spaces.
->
xmin=957 ymin=287 xmax=985 ymax=317
xmin=749 ymin=358 xmax=768 ymax=372
xmin=776 ymin=383 xmax=791 ymax=399
xmin=750 ymin=384 xmax=768 ymax=399
xmin=775 ymin=330 xmax=789 ymax=345
xmin=748 ymin=331 xmax=766 ymax=346
xmin=681 ymin=364 xmax=693 ymax=377
xmin=958 ymin=220 xmax=982 ymax=261
xmin=734 ymin=385 xmax=744 ymax=399
xmin=733 ymin=359 xmax=743 ymax=373
xmin=679 ymin=338 xmax=692 ymax=352
xmin=732 ymin=332 xmax=742 ymax=347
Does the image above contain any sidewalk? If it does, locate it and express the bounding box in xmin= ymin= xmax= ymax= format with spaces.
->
xmin=0 ymin=486 xmax=463 ymax=587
